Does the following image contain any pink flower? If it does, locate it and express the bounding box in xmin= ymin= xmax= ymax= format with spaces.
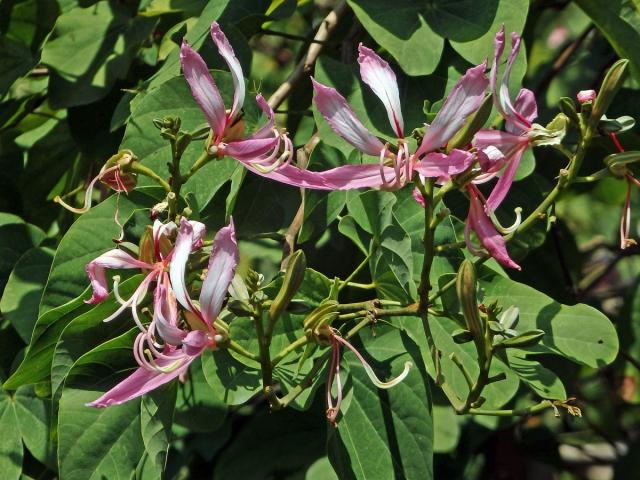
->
xmin=473 ymin=27 xmax=537 ymax=212
xmin=84 ymin=220 xmax=205 ymax=331
xmin=87 ymin=219 xmax=239 ymax=407
xmin=577 ymin=89 xmax=597 ymax=104
xmin=464 ymin=185 xmax=520 ymax=270
xmin=312 ymin=45 xmax=488 ymax=189
xmin=325 ymin=328 xmax=412 ymax=425
xmin=180 ymin=23 xmax=294 ymax=174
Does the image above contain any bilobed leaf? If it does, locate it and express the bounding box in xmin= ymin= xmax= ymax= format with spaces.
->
xmin=503 ymin=350 xmax=567 ymax=400
xmin=140 ymin=384 xmax=177 ymax=476
xmin=0 ymin=246 xmax=54 ymax=343
xmin=479 ymin=268 xmax=619 ymax=368
xmin=328 ymin=328 xmax=433 ymax=480
xmin=346 ymin=190 xmax=396 ymax=238
xmin=433 ymin=404 xmax=460 ymax=453
xmin=201 ymin=350 xmax=262 ymax=405
xmin=0 ymin=213 xmax=46 ymax=294
xmin=11 ymin=385 xmax=56 ymax=468
xmin=370 ymin=224 xmax=416 ymax=303
xmin=338 ymin=215 xmax=370 ymax=256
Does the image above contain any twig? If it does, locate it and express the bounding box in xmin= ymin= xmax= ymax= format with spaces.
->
xmin=267 ymin=1 xmax=348 ymax=110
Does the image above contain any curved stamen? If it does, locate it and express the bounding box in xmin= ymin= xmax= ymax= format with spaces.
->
xmin=487 ymin=206 xmax=522 ymax=234
xmin=54 ymin=165 xmax=120 ymax=214
xmin=332 ymin=332 xmax=412 ymax=389
xmin=621 ymin=177 xmax=633 ymax=249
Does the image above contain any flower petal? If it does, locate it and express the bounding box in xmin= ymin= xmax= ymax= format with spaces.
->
xmin=87 ymin=356 xmax=192 ymax=407
xmin=180 ymin=41 xmax=226 ymax=139
xmin=466 ymin=187 xmax=520 ymax=269
xmin=249 ymin=94 xmax=276 ymax=140
xmin=199 ymin=220 xmax=239 ymax=323
xmin=413 ymin=149 xmax=474 ymax=181
xmin=153 ymin=276 xmax=185 ymax=346
xmin=85 ymin=250 xmax=149 ymax=304
xmin=225 ymin=137 xmax=279 ymax=161
xmin=506 ymin=88 xmax=537 ymax=135
xmin=169 ymin=218 xmax=196 ymax=312
xmin=416 ymin=62 xmax=489 ymax=156
xmin=311 ymin=77 xmax=384 ymax=156
xmin=485 ymin=144 xmax=527 ymax=211
xmin=357 ymin=44 xmax=404 ymax=137
xmin=210 ymin=22 xmax=244 ymax=121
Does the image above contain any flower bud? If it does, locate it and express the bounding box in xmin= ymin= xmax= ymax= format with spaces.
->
xmin=303 ymin=300 xmax=339 ymax=345
xmin=456 ymin=260 xmax=483 ymax=339
xmin=591 ymin=59 xmax=629 ymax=126
xmin=227 ymin=298 xmax=255 ymax=317
xmin=496 ymin=329 xmax=545 ymax=349
xmin=577 ymin=90 xmax=596 ymax=104
xmin=605 ymin=151 xmax=640 ymax=177
xmin=269 ymin=250 xmax=307 ymax=321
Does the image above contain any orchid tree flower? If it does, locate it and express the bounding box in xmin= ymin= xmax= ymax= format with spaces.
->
xmin=311 ymin=44 xmax=489 ymax=190
xmin=84 ymin=219 xmax=204 ymax=332
xmin=325 ymin=328 xmax=412 ymax=425
xmin=472 ymin=27 xmax=538 ymax=212
xmin=180 ymin=23 xmax=295 ymax=174
xmin=88 ymin=219 xmax=238 ymax=407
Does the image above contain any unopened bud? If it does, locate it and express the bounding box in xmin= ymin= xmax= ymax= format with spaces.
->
xmin=577 ymin=90 xmax=596 ymax=104
xmin=269 ymin=250 xmax=307 ymax=321
xmin=591 ymin=59 xmax=629 ymax=127
xmin=456 ymin=260 xmax=483 ymax=339
xmin=605 ymin=151 xmax=640 ymax=177
xmin=303 ymin=300 xmax=339 ymax=345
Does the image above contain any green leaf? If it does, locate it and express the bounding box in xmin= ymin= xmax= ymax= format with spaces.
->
xmin=433 ymin=404 xmax=460 ymax=453
xmin=201 ymin=349 xmax=262 ymax=405
xmin=39 ymin=191 xmax=153 ymax=314
xmin=338 ymin=215 xmax=370 ymax=256
xmin=502 ymin=350 xmax=567 ymax=400
xmin=306 ymin=457 xmax=338 ymax=480
xmin=347 ymin=190 xmax=396 ymax=238
xmin=51 ymin=276 xmax=144 ymax=399
xmin=4 ymin=288 xmax=90 ymax=390
xmin=0 ymin=246 xmax=54 ymax=343
xmin=479 ymin=268 xmax=619 ymax=368
xmin=370 ymin=224 xmax=416 ymax=302
xmin=450 ymin=0 xmax=530 ymax=65
xmin=328 ymin=328 xmax=433 ymax=480
xmin=0 ymin=213 xmax=46 ymax=293
xmin=214 ymin=406 xmax=326 ymax=480
xmin=347 ymin=0 xmax=443 ymax=75
xmin=40 ymin=0 xmax=157 ymax=107
xmin=0 ymin=386 xmax=23 ymax=480
xmin=140 ymin=385 xmax=177 ymax=477
xmin=0 ymin=36 xmax=35 ymax=94
xmin=575 ymin=0 xmax=640 ymax=81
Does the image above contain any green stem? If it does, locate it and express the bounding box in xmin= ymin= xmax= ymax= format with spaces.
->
xmin=252 ymin=308 xmax=275 ymax=405
xmin=271 ymin=335 xmax=309 ymax=367
xmin=343 ymin=281 xmax=376 ymax=290
xmin=227 ymin=340 xmax=260 ymax=362
xmin=183 ymin=149 xmax=214 ymax=181
xmin=467 ymin=400 xmax=553 ymax=417
xmin=129 ymin=163 xmax=171 ymax=192
xmin=339 ymin=255 xmax=371 ymax=292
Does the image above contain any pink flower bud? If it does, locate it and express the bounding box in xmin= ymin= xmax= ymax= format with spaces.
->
xmin=577 ymin=90 xmax=597 ymax=104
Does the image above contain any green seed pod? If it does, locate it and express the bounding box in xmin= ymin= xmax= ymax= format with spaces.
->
xmin=456 ymin=260 xmax=483 ymax=339
xmin=591 ymin=59 xmax=629 ymax=127
xmin=269 ymin=250 xmax=307 ymax=321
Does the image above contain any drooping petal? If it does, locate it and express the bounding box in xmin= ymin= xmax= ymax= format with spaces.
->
xmin=190 ymin=221 xmax=206 ymax=249
xmin=413 ymin=149 xmax=475 ymax=182
xmin=169 ymin=218 xmax=196 ymax=312
xmin=311 ymin=77 xmax=385 ymax=156
xmin=416 ymin=62 xmax=489 ymax=156
xmin=506 ymin=88 xmax=538 ymax=135
xmin=87 ymin=356 xmax=192 ymax=407
xmin=357 ymin=44 xmax=404 ymax=137
xmin=85 ymin=250 xmax=150 ymax=304
xmin=182 ymin=330 xmax=211 ymax=356
xmin=180 ymin=41 xmax=227 ymax=139
xmin=199 ymin=220 xmax=239 ymax=323
xmin=466 ymin=187 xmax=520 ymax=270
xmin=210 ymin=22 xmax=245 ymax=121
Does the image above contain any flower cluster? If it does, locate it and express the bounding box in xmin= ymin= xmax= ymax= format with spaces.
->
xmin=85 ymin=218 xmax=238 ymax=407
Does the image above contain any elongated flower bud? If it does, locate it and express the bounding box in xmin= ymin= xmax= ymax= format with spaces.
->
xmin=456 ymin=260 xmax=483 ymax=339
xmin=304 ymin=300 xmax=339 ymax=345
xmin=269 ymin=250 xmax=307 ymax=321
xmin=591 ymin=59 xmax=628 ymax=127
